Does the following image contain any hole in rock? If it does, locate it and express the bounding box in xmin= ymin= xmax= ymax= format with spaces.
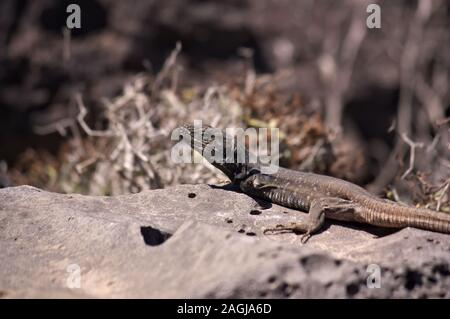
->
xmin=140 ymin=226 xmax=171 ymax=246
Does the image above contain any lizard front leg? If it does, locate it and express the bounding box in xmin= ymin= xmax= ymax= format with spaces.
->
xmin=264 ymin=197 xmax=358 ymax=243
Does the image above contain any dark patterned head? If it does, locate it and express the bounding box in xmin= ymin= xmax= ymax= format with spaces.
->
xmin=177 ymin=123 xmax=243 ymax=182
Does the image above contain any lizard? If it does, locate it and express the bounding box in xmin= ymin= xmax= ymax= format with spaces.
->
xmin=178 ymin=123 xmax=450 ymax=243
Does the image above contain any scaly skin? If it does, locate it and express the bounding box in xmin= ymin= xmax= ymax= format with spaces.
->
xmin=179 ymin=123 xmax=450 ymax=242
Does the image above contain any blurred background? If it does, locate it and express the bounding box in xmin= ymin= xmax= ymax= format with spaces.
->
xmin=0 ymin=0 xmax=448 ymax=211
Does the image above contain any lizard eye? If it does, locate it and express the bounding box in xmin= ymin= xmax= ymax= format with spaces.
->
xmin=248 ymin=167 xmax=261 ymax=175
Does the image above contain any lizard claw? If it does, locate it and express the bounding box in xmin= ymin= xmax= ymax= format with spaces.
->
xmin=263 ymin=223 xmax=311 ymax=240
xmin=263 ymin=224 xmax=287 ymax=234
xmin=300 ymin=232 xmax=311 ymax=244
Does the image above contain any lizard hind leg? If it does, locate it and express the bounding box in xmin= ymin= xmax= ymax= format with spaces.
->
xmin=263 ymin=221 xmax=313 ymax=243
xmin=264 ymin=198 xmax=328 ymax=243
xmin=263 ymin=197 xmax=355 ymax=243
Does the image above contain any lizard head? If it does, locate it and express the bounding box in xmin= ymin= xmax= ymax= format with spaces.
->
xmin=179 ymin=123 xmax=217 ymax=154
xmin=177 ymin=123 xmax=250 ymax=183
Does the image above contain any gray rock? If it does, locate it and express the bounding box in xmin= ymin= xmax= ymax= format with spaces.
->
xmin=0 ymin=185 xmax=449 ymax=298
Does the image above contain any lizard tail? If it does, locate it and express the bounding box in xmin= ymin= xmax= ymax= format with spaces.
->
xmin=363 ymin=199 xmax=450 ymax=234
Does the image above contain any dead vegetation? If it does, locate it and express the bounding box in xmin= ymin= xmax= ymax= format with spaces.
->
xmin=4 ymin=1 xmax=449 ymax=213
xmin=6 ymin=39 xmax=449 ymax=213
xmin=5 ymin=39 xmax=331 ymax=195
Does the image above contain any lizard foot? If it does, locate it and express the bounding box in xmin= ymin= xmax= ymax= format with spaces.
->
xmin=263 ymin=223 xmax=311 ymax=243
xmin=263 ymin=224 xmax=295 ymax=234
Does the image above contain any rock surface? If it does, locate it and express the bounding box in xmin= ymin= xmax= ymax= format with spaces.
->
xmin=1 ymin=185 xmax=449 ymax=298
